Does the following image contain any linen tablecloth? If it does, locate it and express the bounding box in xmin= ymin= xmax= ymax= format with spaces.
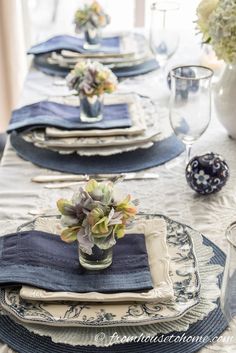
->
xmin=0 ymin=36 xmax=236 ymax=352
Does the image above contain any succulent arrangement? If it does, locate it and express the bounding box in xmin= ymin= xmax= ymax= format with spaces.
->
xmin=57 ymin=179 xmax=138 ymax=255
xmin=196 ymin=0 xmax=236 ymax=63
xmin=66 ymin=61 xmax=118 ymax=97
xmin=74 ymin=1 xmax=110 ymax=32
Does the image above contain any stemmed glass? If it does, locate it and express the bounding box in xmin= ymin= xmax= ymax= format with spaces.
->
xmin=149 ymin=1 xmax=180 ymax=68
xmin=221 ymin=222 xmax=236 ymax=338
xmin=169 ymin=65 xmax=213 ymax=164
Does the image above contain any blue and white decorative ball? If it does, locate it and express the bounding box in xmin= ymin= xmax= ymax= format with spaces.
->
xmin=185 ymin=153 xmax=229 ymax=195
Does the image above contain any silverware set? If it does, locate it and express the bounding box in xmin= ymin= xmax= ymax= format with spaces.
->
xmin=31 ymin=172 xmax=159 ymax=189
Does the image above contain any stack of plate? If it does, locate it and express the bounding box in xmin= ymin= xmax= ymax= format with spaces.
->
xmin=31 ymin=32 xmax=159 ymax=78
xmin=0 ymin=214 xmax=225 ymax=351
xmin=22 ymin=94 xmax=161 ymax=157
xmin=47 ymin=33 xmax=153 ymax=70
xmin=0 ymin=216 xmax=199 ymax=334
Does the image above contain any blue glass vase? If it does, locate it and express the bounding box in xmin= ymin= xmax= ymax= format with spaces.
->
xmin=84 ymin=28 xmax=101 ymax=49
xmin=79 ymin=94 xmax=104 ymax=122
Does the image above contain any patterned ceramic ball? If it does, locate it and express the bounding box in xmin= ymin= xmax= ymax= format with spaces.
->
xmin=185 ymin=153 xmax=229 ymax=195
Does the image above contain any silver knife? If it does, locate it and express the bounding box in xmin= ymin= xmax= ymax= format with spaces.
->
xmin=32 ymin=174 xmax=89 ymax=183
xmin=32 ymin=172 xmax=158 ymax=184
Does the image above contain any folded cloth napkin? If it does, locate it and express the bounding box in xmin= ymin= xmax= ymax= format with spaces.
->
xmin=28 ymin=35 xmax=121 ymax=55
xmin=7 ymin=101 xmax=131 ymax=133
xmin=0 ymin=231 xmax=153 ymax=293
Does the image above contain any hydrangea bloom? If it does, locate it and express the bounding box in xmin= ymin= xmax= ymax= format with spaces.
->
xmin=197 ymin=0 xmax=236 ymax=63
xmin=74 ymin=1 xmax=110 ymax=32
xmin=57 ymin=179 xmax=138 ymax=254
xmin=66 ymin=61 xmax=117 ymax=97
xmin=196 ymin=0 xmax=219 ymax=40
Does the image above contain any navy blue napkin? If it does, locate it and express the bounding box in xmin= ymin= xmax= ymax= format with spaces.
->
xmin=7 ymin=101 xmax=131 ymax=133
xmin=0 ymin=231 xmax=153 ymax=293
xmin=28 ymin=35 xmax=120 ymax=55
xmin=0 ymin=237 xmax=228 ymax=353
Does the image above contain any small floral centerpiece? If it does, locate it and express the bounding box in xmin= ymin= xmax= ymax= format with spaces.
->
xmin=57 ymin=179 xmax=138 ymax=270
xmin=66 ymin=61 xmax=117 ymax=122
xmin=196 ymin=0 xmax=236 ymax=63
xmin=74 ymin=1 xmax=110 ymax=48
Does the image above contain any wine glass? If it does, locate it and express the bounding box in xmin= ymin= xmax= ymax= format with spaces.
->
xmin=149 ymin=1 xmax=180 ymax=68
xmin=221 ymin=222 xmax=236 ymax=338
xmin=169 ymin=65 xmax=213 ymax=163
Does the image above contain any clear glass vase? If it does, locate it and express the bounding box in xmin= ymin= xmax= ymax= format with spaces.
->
xmin=221 ymin=222 xmax=236 ymax=334
xmin=79 ymin=94 xmax=104 ymax=122
xmin=83 ymin=28 xmax=101 ymax=49
xmin=79 ymin=244 xmax=113 ymax=270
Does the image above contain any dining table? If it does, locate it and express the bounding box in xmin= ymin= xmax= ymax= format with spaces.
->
xmin=0 ymin=31 xmax=236 ymax=353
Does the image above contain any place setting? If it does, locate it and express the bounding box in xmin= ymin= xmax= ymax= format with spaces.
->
xmin=7 ymin=58 xmax=185 ymax=175
xmin=27 ymin=1 xmax=159 ymax=78
xmin=0 ymin=177 xmax=227 ymax=352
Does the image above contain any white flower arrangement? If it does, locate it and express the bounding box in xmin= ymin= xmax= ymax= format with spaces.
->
xmin=66 ymin=61 xmax=118 ymax=97
xmin=74 ymin=1 xmax=110 ymax=32
xmin=197 ymin=0 xmax=236 ymax=63
xmin=57 ymin=179 xmax=137 ymax=255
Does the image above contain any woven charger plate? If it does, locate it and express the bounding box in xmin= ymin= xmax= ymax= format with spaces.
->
xmin=33 ymin=54 xmax=159 ymax=78
xmin=10 ymin=132 xmax=184 ymax=174
xmin=0 ymin=237 xmax=228 ymax=353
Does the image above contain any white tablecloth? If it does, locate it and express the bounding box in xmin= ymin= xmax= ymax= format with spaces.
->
xmin=0 ymin=37 xmax=236 ymax=352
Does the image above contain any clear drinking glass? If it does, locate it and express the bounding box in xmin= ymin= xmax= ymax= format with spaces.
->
xmin=221 ymin=222 xmax=236 ymax=334
xmin=169 ymin=65 xmax=213 ymax=163
xmin=149 ymin=1 xmax=180 ymax=68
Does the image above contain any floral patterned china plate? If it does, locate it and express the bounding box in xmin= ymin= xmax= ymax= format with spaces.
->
xmin=0 ymin=216 xmax=201 ymax=327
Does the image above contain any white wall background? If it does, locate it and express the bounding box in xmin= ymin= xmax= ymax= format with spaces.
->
xmin=27 ymin=0 xmax=201 ymax=43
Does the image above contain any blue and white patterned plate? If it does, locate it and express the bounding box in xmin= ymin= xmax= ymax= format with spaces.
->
xmin=0 ymin=215 xmax=201 ymax=327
